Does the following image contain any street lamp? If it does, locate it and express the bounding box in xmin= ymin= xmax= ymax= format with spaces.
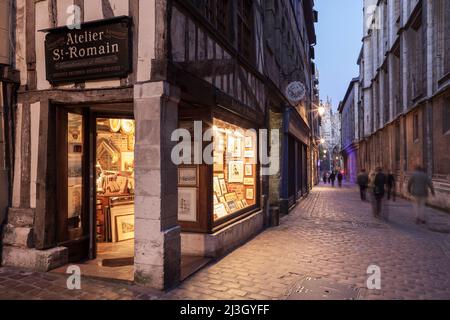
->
xmin=320 ymin=138 xmax=325 ymax=144
xmin=318 ymin=105 xmax=325 ymax=117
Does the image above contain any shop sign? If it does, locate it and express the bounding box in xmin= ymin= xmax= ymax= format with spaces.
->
xmin=285 ymin=81 xmax=306 ymax=103
xmin=44 ymin=16 xmax=132 ymax=84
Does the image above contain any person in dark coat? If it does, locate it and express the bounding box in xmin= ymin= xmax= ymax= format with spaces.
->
xmin=329 ymin=172 xmax=336 ymax=187
xmin=337 ymin=172 xmax=343 ymax=188
xmin=357 ymin=169 xmax=369 ymax=201
xmin=323 ymin=172 xmax=328 ymax=184
xmin=387 ymin=171 xmax=396 ymax=201
xmin=372 ymin=167 xmax=387 ymax=220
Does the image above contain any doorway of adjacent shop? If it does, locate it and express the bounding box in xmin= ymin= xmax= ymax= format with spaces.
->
xmin=52 ymin=107 xmax=136 ymax=282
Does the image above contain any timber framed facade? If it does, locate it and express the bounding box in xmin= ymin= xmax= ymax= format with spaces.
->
xmin=0 ymin=0 xmax=317 ymax=290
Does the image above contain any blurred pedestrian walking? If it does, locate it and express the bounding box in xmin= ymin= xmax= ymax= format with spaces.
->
xmin=357 ymin=169 xmax=369 ymax=201
xmin=407 ymin=166 xmax=435 ymax=225
xmin=329 ymin=171 xmax=336 ymax=187
xmin=372 ymin=167 xmax=387 ymax=221
xmin=387 ymin=171 xmax=396 ymax=201
xmin=337 ymin=172 xmax=343 ymax=188
xmin=323 ymin=172 xmax=328 ymax=184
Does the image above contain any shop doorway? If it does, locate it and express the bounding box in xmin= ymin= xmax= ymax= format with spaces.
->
xmin=53 ymin=108 xmax=136 ymax=282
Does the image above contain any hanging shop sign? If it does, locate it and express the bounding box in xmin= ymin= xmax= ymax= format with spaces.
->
xmin=44 ymin=16 xmax=132 ymax=84
xmin=285 ymin=81 xmax=306 ymax=103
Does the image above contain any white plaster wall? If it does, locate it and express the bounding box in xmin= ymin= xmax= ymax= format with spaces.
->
xmin=84 ymin=0 xmax=103 ymax=22
xmin=109 ymin=0 xmax=129 ymax=16
xmin=36 ymin=1 xmax=51 ymax=90
xmin=57 ymin=0 xmax=74 ymax=27
xmin=30 ymin=102 xmax=41 ymax=209
xmin=137 ymin=0 xmax=156 ymax=82
xmin=12 ymin=104 xmax=23 ymax=208
xmin=15 ymin=0 xmax=27 ymax=86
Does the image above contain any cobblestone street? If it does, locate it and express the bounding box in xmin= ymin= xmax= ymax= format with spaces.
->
xmin=1 ymin=183 xmax=450 ymax=300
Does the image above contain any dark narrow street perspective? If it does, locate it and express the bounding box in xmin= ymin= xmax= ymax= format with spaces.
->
xmin=0 ymin=0 xmax=449 ymax=307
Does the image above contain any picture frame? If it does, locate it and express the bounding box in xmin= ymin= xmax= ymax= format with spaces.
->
xmin=245 ymin=136 xmax=253 ymax=148
xmin=179 ymin=166 xmax=198 ymax=187
xmin=244 ymin=149 xmax=255 ymax=158
xmin=178 ymin=187 xmax=197 ymax=222
xmin=228 ymin=161 xmax=244 ymax=183
xmin=244 ymin=178 xmax=255 ymax=186
xmin=245 ymin=188 xmax=254 ymax=200
xmin=213 ymin=152 xmax=224 ymax=172
xmin=226 ymin=200 xmax=238 ymax=213
xmin=224 ymin=192 xmax=238 ymax=202
xmin=219 ymin=178 xmax=228 ymax=195
xmin=227 ymin=135 xmax=242 ymax=157
xmin=214 ymin=203 xmax=228 ymax=219
xmin=241 ymin=199 xmax=249 ymax=207
xmin=219 ymin=196 xmax=226 ymax=203
xmin=121 ymin=152 xmax=134 ymax=172
xmin=109 ymin=119 xmax=121 ymax=133
xmin=115 ymin=214 xmax=135 ymax=242
xmin=244 ymin=164 xmax=253 ymax=176
xmin=213 ymin=177 xmax=222 ymax=196
xmin=217 ymin=173 xmax=225 ymax=179
xmin=213 ymin=194 xmax=219 ymax=205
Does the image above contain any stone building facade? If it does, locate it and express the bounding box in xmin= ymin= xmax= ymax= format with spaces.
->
xmin=339 ymin=77 xmax=360 ymax=183
xmin=0 ymin=0 xmax=318 ymax=290
xmin=357 ymin=0 xmax=450 ymax=210
xmin=319 ymin=98 xmax=341 ymax=173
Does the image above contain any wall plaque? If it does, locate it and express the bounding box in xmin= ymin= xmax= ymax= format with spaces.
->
xmin=44 ymin=16 xmax=132 ymax=84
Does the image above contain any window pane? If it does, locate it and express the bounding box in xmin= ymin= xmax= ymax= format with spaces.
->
xmin=213 ymin=118 xmax=257 ymax=221
xmin=67 ymin=113 xmax=83 ymax=238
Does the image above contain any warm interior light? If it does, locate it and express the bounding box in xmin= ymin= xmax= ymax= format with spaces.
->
xmin=318 ymin=106 xmax=325 ymax=116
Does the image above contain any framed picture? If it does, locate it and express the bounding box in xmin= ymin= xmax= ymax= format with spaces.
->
xmin=178 ymin=187 xmax=197 ymax=222
xmin=224 ymin=192 xmax=238 ymax=202
xmin=227 ymin=135 xmax=242 ymax=157
xmin=228 ymin=161 xmax=244 ymax=183
xmin=219 ymin=196 xmax=226 ymax=203
xmin=236 ymin=201 xmax=243 ymax=210
xmin=179 ymin=166 xmax=198 ymax=186
xmin=214 ymin=133 xmax=225 ymax=153
xmin=219 ymin=178 xmax=228 ymax=195
xmin=214 ymin=194 xmax=219 ymax=205
xmin=226 ymin=200 xmax=238 ymax=213
xmin=217 ymin=173 xmax=225 ymax=179
xmin=121 ymin=120 xmax=135 ymax=135
xmin=213 ymin=177 xmax=222 ymax=196
xmin=244 ymin=178 xmax=254 ymax=186
xmin=245 ymin=136 xmax=253 ymax=148
xmin=245 ymin=188 xmax=254 ymax=200
xmin=121 ymin=152 xmax=134 ymax=172
xmin=116 ymin=214 xmax=135 ymax=241
xmin=241 ymin=199 xmax=249 ymax=207
xmin=244 ymin=164 xmax=253 ymax=176
xmin=214 ymin=203 xmax=228 ymax=219
xmin=67 ymin=185 xmax=82 ymax=219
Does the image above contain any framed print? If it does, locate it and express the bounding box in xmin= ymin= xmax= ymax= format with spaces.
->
xmin=214 ymin=203 xmax=228 ymax=219
xmin=241 ymin=199 xmax=249 ymax=207
xmin=226 ymin=200 xmax=238 ymax=213
xmin=236 ymin=201 xmax=243 ymax=210
xmin=179 ymin=166 xmax=198 ymax=186
xmin=217 ymin=173 xmax=225 ymax=179
xmin=178 ymin=187 xmax=197 ymax=222
xmin=245 ymin=188 xmax=254 ymax=200
xmin=244 ymin=164 xmax=253 ymax=176
xmin=213 ymin=152 xmax=224 ymax=172
xmin=214 ymin=194 xmax=219 ymax=205
xmin=245 ymin=136 xmax=253 ymax=148
xmin=214 ymin=133 xmax=225 ymax=153
xmin=224 ymin=192 xmax=238 ymax=202
xmin=213 ymin=177 xmax=222 ymax=196
xmin=219 ymin=196 xmax=226 ymax=203
xmin=219 ymin=178 xmax=228 ymax=195
xmin=227 ymin=135 xmax=242 ymax=157
xmin=67 ymin=185 xmax=82 ymax=219
xmin=244 ymin=178 xmax=255 ymax=186
xmin=228 ymin=161 xmax=244 ymax=183
xmin=116 ymin=214 xmax=135 ymax=241
xmin=121 ymin=152 xmax=134 ymax=172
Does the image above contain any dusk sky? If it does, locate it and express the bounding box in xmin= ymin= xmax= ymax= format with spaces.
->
xmin=314 ymin=0 xmax=363 ymax=111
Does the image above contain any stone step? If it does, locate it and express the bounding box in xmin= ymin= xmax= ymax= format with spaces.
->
xmin=1 ymin=246 xmax=68 ymax=272
xmin=2 ymin=225 xmax=34 ymax=248
xmin=7 ymin=207 xmax=34 ymax=227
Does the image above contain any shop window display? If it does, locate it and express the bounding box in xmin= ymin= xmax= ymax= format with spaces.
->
xmin=212 ymin=118 xmax=257 ymax=221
